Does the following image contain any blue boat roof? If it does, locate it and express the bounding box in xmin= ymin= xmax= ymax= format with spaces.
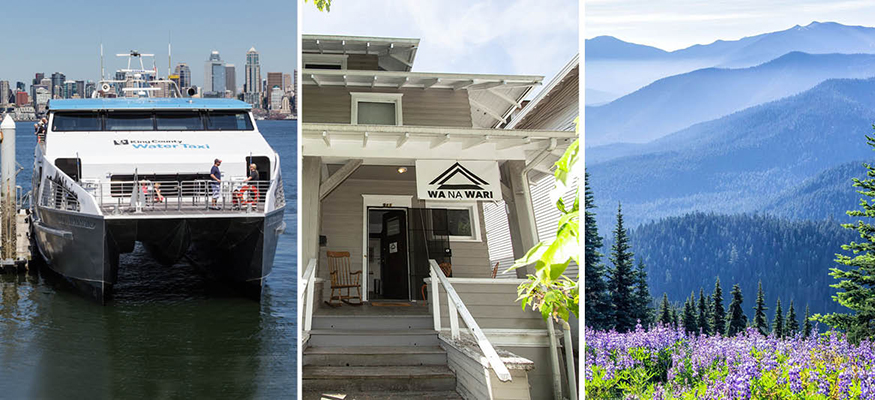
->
xmin=48 ymin=98 xmax=252 ymax=111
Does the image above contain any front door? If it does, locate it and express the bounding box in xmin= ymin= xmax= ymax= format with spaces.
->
xmin=380 ymin=210 xmax=408 ymax=299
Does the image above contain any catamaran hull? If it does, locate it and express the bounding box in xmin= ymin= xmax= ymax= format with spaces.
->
xmin=31 ymin=206 xmax=285 ymax=303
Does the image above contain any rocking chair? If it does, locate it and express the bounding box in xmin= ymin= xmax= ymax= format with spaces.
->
xmin=326 ymin=251 xmax=362 ymax=306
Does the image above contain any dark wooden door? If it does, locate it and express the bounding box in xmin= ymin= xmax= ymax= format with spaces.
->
xmin=380 ymin=210 xmax=408 ymax=299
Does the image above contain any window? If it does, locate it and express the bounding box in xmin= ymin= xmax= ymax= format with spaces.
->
xmin=351 ymin=93 xmax=403 ymax=126
xmin=156 ymin=112 xmax=203 ymax=130
xmin=303 ymin=54 xmax=348 ymax=70
xmin=106 ymin=112 xmax=154 ymax=131
xmin=426 ymin=201 xmax=482 ymax=242
xmin=205 ymin=111 xmax=254 ymax=131
xmin=52 ymin=112 xmax=101 ymax=131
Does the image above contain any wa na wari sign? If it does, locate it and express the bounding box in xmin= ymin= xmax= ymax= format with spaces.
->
xmin=415 ymin=160 xmax=500 ymax=201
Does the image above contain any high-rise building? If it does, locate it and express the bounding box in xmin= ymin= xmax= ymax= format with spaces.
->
xmin=267 ymin=72 xmax=283 ymax=93
xmin=85 ymin=81 xmax=96 ymax=99
xmin=15 ymin=82 xmax=26 ymax=92
xmin=76 ymin=80 xmax=85 ymax=98
xmin=0 ymin=81 xmax=10 ymax=105
xmin=203 ymin=50 xmax=226 ymax=97
xmin=244 ymin=47 xmax=261 ymax=107
xmin=283 ymin=73 xmax=292 ymax=93
xmin=63 ymin=81 xmax=76 ymax=99
xmin=32 ymin=73 xmax=45 ymax=108
xmin=34 ymin=87 xmax=50 ymax=113
xmin=50 ymin=72 xmax=65 ymax=97
xmin=174 ymin=63 xmax=192 ymax=89
xmin=15 ymin=91 xmax=29 ymax=106
xmin=225 ymin=64 xmax=236 ymax=97
xmin=270 ymin=87 xmax=284 ymax=111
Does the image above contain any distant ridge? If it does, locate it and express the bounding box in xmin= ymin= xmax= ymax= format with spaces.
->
xmin=586 ymin=52 xmax=875 ymax=146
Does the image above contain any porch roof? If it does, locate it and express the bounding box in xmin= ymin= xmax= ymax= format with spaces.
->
xmin=302 ymin=122 xmax=576 ymax=179
xmin=302 ymin=34 xmax=420 ymax=71
xmin=302 ymin=69 xmax=543 ymax=129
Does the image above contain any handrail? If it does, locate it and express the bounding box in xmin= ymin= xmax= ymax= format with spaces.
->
xmin=301 ymin=258 xmax=318 ymax=333
xmin=428 ymin=259 xmax=512 ymax=382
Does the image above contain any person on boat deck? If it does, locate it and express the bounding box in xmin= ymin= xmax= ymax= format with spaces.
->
xmin=210 ymin=159 xmax=222 ymax=210
xmin=153 ymin=183 xmax=164 ymax=203
xmin=243 ymin=163 xmax=260 ymax=183
xmin=34 ymin=118 xmax=47 ymax=143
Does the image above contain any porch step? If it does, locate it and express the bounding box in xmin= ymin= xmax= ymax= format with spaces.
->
xmin=302 ymin=390 xmax=463 ymax=400
xmin=312 ymin=315 xmax=433 ymax=330
xmin=302 ymin=366 xmax=456 ymax=393
xmin=304 ymin=346 xmax=447 ymax=366
xmin=307 ymin=329 xmax=439 ymax=347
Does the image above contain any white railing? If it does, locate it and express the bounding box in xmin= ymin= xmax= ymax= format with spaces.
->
xmin=81 ymin=179 xmax=273 ymax=214
xmin=428 ymin=259 xmax=512 ymax=382
xmin=301 ymin=258 xmax=318 ymax=334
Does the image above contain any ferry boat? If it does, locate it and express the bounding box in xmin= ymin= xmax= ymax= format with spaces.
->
xmin=29 ymin=97 xmax=286 ymax=302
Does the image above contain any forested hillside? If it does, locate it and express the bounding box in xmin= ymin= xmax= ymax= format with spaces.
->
xmin=603 ymin=212 xmax=856 ymax=316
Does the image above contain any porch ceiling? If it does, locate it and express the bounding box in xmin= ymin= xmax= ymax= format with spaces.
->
xmin=302 ymin=34 xmax=420 ymax=71
xmin=305 ymin=123 xmax=576 ymax=182
xmin=302 ymin=69 xmax=542 ymax=129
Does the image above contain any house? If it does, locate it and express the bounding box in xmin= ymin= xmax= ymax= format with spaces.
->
xmin=299 ymin=34 xmax=578 ymax=399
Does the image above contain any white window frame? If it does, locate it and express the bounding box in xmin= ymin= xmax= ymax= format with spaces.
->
xmin=350 ymin=92 xmax=403 ymax=126
xmin=303 ymin=54 xmax=348 ymax=70
xmin=426 ymin=200 xmax=482 ymax=242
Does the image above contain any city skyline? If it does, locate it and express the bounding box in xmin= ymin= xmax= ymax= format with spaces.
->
xmin=0 ymin=0 xmax=297 ymax=88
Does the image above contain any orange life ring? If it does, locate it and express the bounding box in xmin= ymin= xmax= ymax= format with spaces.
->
xmin=235 ymin=184 xmax=260 ymax=205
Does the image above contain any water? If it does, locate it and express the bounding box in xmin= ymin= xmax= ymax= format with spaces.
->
xmin=0 ymin=120 xmax=298 ymax=399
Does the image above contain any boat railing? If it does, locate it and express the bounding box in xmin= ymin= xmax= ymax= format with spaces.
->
xmin=428 ymin=259 xmax=512 ymax=381
xmin=301 ymin=258 xmax=318 ymax=339
xmin=39 ymin=176 xmax=82 ymax=212
xmin=81 ymin=179 xmax=274 ymax=214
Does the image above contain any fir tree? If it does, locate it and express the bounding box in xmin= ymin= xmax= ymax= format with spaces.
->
xmin=815 ymin=133 xmax=875 ymax=342
xmin=632 ymin=260 xmax=653 ymax=328
xmin=725 ymin=284 xmax=747 ymax=337
xmin=682 ymin=292 xmax=698 ymax=334
xmin=697 ymin=288 xmax=710 ymax=336
xmin=772 ymin=298 xmax=784 ymax=338
xmin=658 ymin=293 xmax=672 ymax=325
xmin=786 ymin=300 xmax=799 ymax=337
xmin=803 ymin=304 xmax=813 ymax=339
xmin=584 ymin=172 xmax=610 ymax=329
xmin=711 ymin=277 xmax=726 ymax=336
xmin=608 ymin=203 xmax=636 ymax=333
xmin=753 ymin=281 xmax=769 ymax=335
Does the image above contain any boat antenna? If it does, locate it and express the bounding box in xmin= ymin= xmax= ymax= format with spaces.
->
xmin=168 ymin=31 xmax=172 ymax=78
xmin=100 ymin=43 xmax=105 ymax=81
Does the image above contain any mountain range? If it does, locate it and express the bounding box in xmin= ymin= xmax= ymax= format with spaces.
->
xmin=586 ymin=21 xmax=875 ymax=103
xmin=587 ymin=77 xmax=875 ymax=230
xmin=586 ymin=52 xmax=875 ymax=146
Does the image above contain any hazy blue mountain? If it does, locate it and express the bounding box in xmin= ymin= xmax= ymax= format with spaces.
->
xmin=585 ymin=36 xmax=669 ymax=60
xmin=586 ymin=22 xmax=875 ymax=100
xmin=586 ymin=77 xmax=875 ymax=230
xmin=605 ymin=212 xmax=854 ymax=317
xmin=763 ymin=161 xmax=867 ymax=223
xmin=586 ymin=52 xmax=875 ymax=146
xmin=585 ymin=87 xmax=620 ymax=106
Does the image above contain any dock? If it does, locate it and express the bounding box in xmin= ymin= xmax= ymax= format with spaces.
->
xmin=1 ymin=114 xmax=32 ymax=273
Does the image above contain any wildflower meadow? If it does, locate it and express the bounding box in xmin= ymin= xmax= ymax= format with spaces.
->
xmin=585 ymin=323 xmax=875 ymax=399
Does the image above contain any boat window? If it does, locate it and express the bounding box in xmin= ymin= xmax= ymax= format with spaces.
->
xmin=156 ymin=112 xmax=204 ymax=131
xmin=206 ymin=111 xmax=254 ymax=131
xmin=106 ymin=112 xmax=155 ymax=131
xmin=52 ymin=112 xmax=102 ymax=131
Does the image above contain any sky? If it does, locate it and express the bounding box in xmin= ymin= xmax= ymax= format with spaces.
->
xmin=586 ymin=0 xmax=875 ymax=51
xmin=0 ymin=0 xmax=297 ymax=91
xmin=303 ymin=0 xmax=579 ymax=98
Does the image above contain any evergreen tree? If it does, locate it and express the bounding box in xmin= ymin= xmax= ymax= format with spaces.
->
xmin=772 ymin=298 xmax=784 ymax=338
xmin=711 ymin=277 xmax=726 ymax=336
xmin=584 ymin=172 xmax=610 ymax=329
xmin=682 ymin=292 xmax=698 ymax=334
xmin=697 ymin=288 xmax=710 ymax=336
xmin=608 ymin=203 xmax=636 ymax=333
xmin=815 ymin=133 xmax=875 ymax=342
xmin=725 ymin=284 xmax=747 ymax=337
xmin=786 ymin=300 xmax=799 ymax=337
xmin=658 ymin=293 xmax=672 ymax=325
xmin=803 ymin=305 xmax=813 ymax=339
xmin=753 ymin=281 xmax=769 ymax=335
xmin=632 ymin=260 xmax=653 ymax=327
